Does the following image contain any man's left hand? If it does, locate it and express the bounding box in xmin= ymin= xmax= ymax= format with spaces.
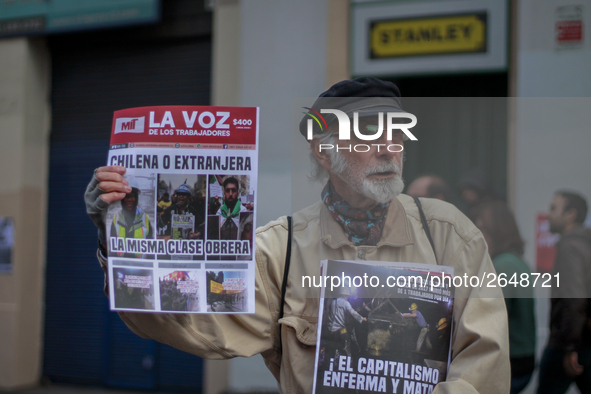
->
xmin=85 ymin=165 xmax=130 ymax=247
xmin=564 ymin=351 xmax=584 ymax=376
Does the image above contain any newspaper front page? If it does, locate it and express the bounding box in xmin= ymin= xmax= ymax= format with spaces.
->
xmin=313 ymin=260 xmax=454 ymax=394
xmin=105 ymin=105 xmax=259 ymax=314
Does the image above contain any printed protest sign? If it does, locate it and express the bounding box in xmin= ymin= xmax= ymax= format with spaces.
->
xmin=313 ymin=260 xmax=454 ymax=394
xmin=105 ymin=105 xmax=258 ymax=314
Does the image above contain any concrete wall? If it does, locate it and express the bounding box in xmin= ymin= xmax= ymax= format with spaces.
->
xmin=0 ymin=37 xmax=51 ymax=390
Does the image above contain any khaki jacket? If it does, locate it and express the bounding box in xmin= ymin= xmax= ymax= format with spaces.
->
xmin=99 ymin=194 xmax=510 ymax=393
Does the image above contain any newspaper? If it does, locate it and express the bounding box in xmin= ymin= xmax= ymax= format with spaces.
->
xmin=105 ymin=105 xmax=258 ymax=314
xmin=313 ymin=260 xmax=454 ymax=394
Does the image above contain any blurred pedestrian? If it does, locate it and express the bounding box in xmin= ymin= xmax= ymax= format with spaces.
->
xmin=474 ymin=201 xmax=536 ymax=394
xmin=538 ymin=191 xmax=591 ymax=394
xmin=458 ymin=169 xmax=498 ymax=221
xmin=407 ymin=174 xmax=452 ymax=202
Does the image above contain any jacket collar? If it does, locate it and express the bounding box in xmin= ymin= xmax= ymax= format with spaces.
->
xmin=320 ymin=195 xmax=415 ymax=249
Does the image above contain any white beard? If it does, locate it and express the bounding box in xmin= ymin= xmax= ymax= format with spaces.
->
xmin=330 ymin=150 xmax=404 ymax=204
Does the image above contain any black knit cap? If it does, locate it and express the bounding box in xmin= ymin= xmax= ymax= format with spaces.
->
xmin=321 ymin=77 xmax=401 ymax=98
xmin=299 ymin=77 xmax=403 ymax=139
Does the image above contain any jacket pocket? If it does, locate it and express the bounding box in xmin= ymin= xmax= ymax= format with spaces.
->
xmin=277 ymin=316 xmax=318 ymax=393
xmin=279 ymin=315 xmax=317 ymax=346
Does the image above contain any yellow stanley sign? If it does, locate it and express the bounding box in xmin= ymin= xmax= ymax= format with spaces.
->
xmin=370 ymin=13 xmax=487 ymax=58
xmin=210 ymin=280 xmax=224 ymax=294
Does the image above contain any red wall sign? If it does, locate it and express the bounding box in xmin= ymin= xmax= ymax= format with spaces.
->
xmin=535 ymin=213 xmax=559 ymax=273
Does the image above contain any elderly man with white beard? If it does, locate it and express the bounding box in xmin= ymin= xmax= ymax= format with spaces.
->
xmin=85 ymin=77 xmax=509 ymax=393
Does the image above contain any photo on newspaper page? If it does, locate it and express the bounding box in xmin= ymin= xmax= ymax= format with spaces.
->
xmin=313 ymin=260 xmax=454 ymax=394
xmin=104 ymin=106 xmax=259 ymax=314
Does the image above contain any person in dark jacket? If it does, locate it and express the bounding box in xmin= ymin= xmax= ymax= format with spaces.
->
xmin=538 ymin=190 xmax=591 ymax=394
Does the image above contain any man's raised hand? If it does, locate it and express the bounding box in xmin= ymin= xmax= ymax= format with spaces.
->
xmin=84 ymin=166 xmax=130 ymax=247
xmin=93 ymin=166 xmax=131 ymax=203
